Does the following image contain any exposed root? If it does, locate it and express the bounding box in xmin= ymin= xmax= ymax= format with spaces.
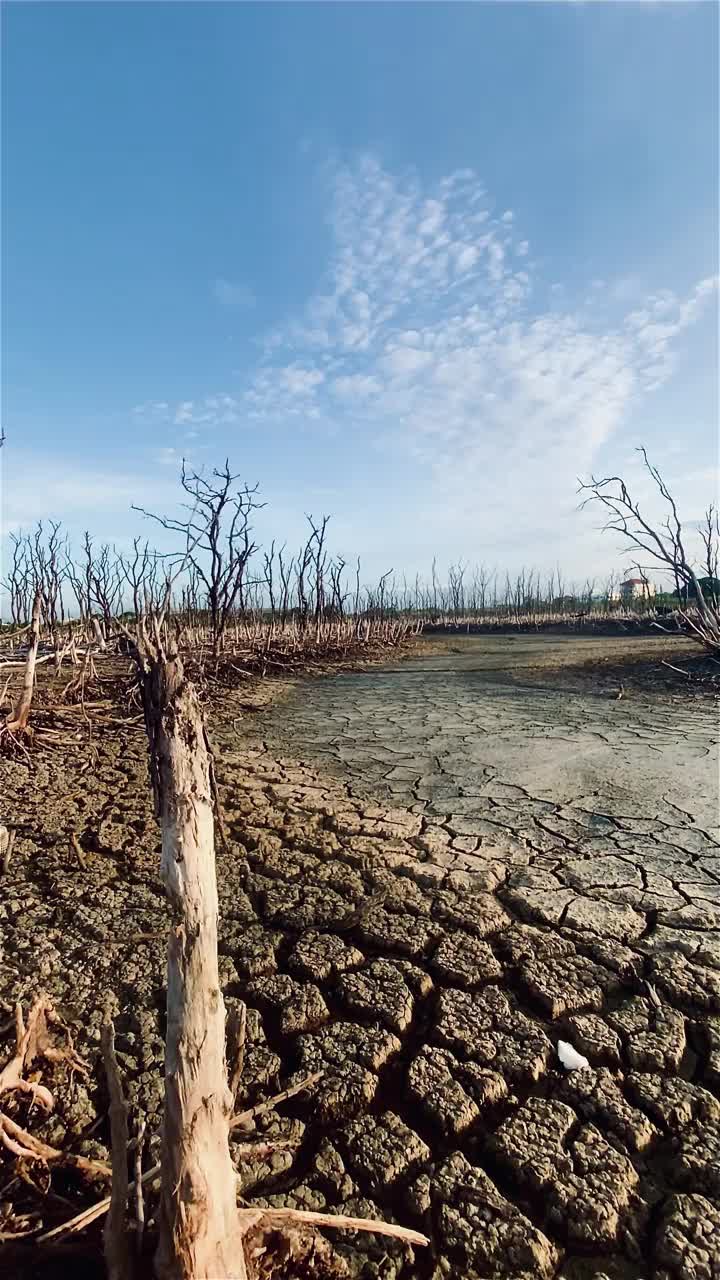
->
xmin=0 ymin=1112 xmax=110 ymax=1183
xmin=0 ymin=994 xmax=87 ymax=1101
xmin=0 ymin=994 xmax=100 ymax=1218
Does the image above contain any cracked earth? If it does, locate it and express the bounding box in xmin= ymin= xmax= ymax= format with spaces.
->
xmin=2 ymin=635 xmax=719 ymax=1278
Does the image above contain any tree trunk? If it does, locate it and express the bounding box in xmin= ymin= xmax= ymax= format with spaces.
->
xmin=92 ymin=616 xmax=107 ymax=651
xmin=140 ymin=652 xmax=246 ymax=1280
xmin=6 ymin=586 xmax=41 ymax=733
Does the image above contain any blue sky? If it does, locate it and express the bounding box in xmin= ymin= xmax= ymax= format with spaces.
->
xmin=2 ymin=1 xmax=718 ymax=586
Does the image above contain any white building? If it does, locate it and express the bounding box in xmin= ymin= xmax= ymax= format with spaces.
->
xmin=618 ymin=577 xmax=656 ymax=602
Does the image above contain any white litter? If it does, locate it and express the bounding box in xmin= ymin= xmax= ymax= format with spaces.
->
xmin=557 ymin=1040 xmax=590 ymax=1072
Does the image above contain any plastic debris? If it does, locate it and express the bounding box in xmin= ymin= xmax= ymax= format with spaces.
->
xmin=557 ymin=1040 xmax=590 ymax=1072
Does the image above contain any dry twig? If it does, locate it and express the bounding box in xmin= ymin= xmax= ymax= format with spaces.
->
xmin=230 ymin=1072 xmax=323 ymax=1132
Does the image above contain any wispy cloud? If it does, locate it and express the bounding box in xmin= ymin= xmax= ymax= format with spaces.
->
xmin=1 ymin=455 xmax=178 ymax=536
xmin=241 ymin=153 xmax=716 ymax=526
xmin=130 ymin=154 xmax=716 ymax=552
xmin=212 ymin=277 xmax=255 ymax=308
xmin=133 ymin=395 xmax=241 ymax=428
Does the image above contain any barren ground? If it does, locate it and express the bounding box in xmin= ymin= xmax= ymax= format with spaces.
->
xmin=2 ymin=633 xmax=719 ymax=1279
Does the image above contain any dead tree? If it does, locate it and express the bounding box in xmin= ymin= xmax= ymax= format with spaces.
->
xmin=116 ymin=538 xmax=159 ymax=620
xmin=5 ymin=585 xmax=42 ymax=735
xmin=89 ymin=540 xmax=123 ymax=637
xmin=328 ymin=555 xmax=348 ymax=619
xmin=579 ymin=447 xmax=720 ymax=655
xmin=132 ymin=631 xmax=245 ymax=1279
xmin=294 ymin=536 xmax=313 ymax=628
xmin=3 ymin=532 xmax=33 ymax=625
xmin=262 ymin=540 xmax=278 ymax=627
xmin=699 ymin=505 xmax=719 ymax=606
xmin=134 ymin=461 xmax=262 ymax=659
xmin=305 ymin=514 xmax=330 ymax=624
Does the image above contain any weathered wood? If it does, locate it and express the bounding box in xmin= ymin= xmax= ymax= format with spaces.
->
xmin=138 ymin=650 xmax=246 ymax=1280
xmin=6 ymin=586 xmax=41 ymax=732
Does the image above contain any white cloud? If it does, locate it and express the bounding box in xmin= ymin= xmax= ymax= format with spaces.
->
xmin=213 ymin=277 xmax=255 ymax=308
xmin=174 ymin=401 xmax=195 ymax=425
xmin=239 ymin=155 xmax=716 ymax=539
xmin=331 ymin=374 xmax=380 ymax=399
xmin=132 ymin=400 xmax=169 ymax=416
xmin=133 ymin=395 xmax=241 ymax=428
xmin=128 ymin=155 xmax=715 ymax=566
xmin=0 ymin=454 xmax=178 ymax=536
xmin=381 ymin=346 xmax=434 ymax=379
xmin=156 ymin=447 xmax=181 ymax=466
xmin=279 ymin=365 xmax=325 ymax=395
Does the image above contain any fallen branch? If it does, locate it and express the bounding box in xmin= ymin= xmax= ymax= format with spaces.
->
xmin=36 ymin=1162 xmax=161 ymax=1243
xmin=240 ymin=1205 xmax=428 ymax=1247
xmin=661 ymin=659 xmax=691 ymax=677
xmin=230 ymin=1072 xmax=323 ymax=1132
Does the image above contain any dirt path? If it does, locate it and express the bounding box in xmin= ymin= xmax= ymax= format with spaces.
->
xmin=1 ymin=635 xmax=719 ymax=1278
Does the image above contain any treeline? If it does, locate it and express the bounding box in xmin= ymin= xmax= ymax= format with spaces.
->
xmin=3 ymin=462 xmax=674 ymax=638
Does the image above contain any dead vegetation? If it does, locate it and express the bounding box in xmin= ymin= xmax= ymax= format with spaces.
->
xmin=580 ymin=447 xmax=720 ymax=657
xmin=1 ymin=450 xmax=717 ymax=1275
xmin=0 ymin=609 xmax=428 ymax=1278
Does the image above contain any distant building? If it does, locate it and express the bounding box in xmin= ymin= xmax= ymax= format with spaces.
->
xmin=618 ymin=577 xmax=656 ymax=601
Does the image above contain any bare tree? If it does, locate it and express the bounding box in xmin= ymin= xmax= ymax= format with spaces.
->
xmin=699 ymin=505 xmax=720 ymax=606
xmin=134 ymin=461 xmax=263 ymax=660
xmin=28 ymin=522 xmax=67 ymax=642
xmin=579 ymin=447 xmax=720 ymax=654
xmin=305 ymin=514 xmax=331 ymax=624
xmin=116 ymin=537 xmax=160 ymax=619
xmin=3 ymin=532 xmax=33 ymax=624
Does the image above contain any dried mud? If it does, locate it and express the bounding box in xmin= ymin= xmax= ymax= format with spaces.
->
xmin=1 ymin=634 xmax=719 ymax=1279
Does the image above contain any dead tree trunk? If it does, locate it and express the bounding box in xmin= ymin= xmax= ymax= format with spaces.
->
xmin=136 ymin=646 xmax=246 ymax=1280
xmin=6 ymin=586 xmax=42 ymax=733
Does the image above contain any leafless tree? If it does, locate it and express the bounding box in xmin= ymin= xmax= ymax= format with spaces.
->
xmin=3 ymin=533 xmax=33 ymax=624
xmin=84 ymin=537 xmax=124 ymax=639
xmin=277 ymin=546 xmax=293 ymax=626
xmin=328 ymin=555 xmax=348 ymax=618
xmin=700 ymin=505 xmax=719 ymax=605
xmin=579 ymin=447 xmax=720 ymax=654
xmin=28 ymin=521 xmax=67 ymax=637
xmin=305 ymin=514 xmax=331 ymax=624
xmin=134 ymin=460 xmax=263 ymax=659
xmin=116 ymin=537 xmax=161 ymax=619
